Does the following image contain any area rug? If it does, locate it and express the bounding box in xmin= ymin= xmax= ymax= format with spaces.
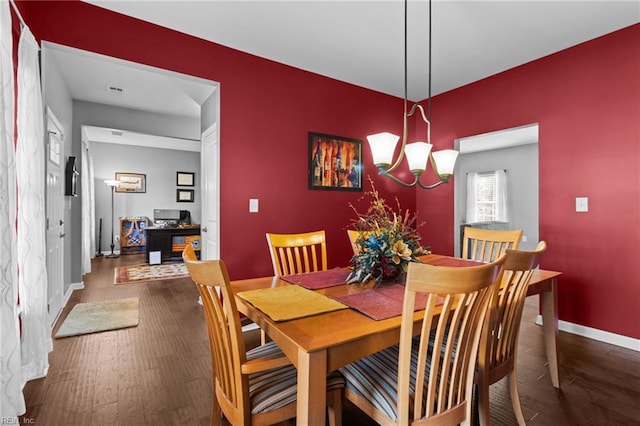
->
xmin=55 ymin=297 xmax=139 ymax=338
xmin=114 ymin=263 xmax=189 ymax=285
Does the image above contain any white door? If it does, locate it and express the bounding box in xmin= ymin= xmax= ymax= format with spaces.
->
xmin=200 ymin=124 xmax=219 ymax=260
xmin=46 ymin=108 xmax=65 ymax=326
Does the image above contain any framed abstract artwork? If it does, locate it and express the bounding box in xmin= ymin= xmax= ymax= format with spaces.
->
xmin=308 ymin=132 xmax=362 ymax=191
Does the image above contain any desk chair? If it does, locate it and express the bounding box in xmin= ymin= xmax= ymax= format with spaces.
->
xmin=477 ymin=241 xmax=547 ymax=426
xmin=462 ymin=227 xmax=523 ymax=262
xmin=339 ymin=255 xmax=505 ymax=425
xmin=182 ymin=245 xmax=344 ymax=426
xmin=266 ymin=230 xmax=327 ymax=275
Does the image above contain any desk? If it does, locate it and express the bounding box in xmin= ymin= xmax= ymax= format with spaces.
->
xmin=145 ymin=225 xmax=201 ymax=262
xmin=232 ymin=254 xmax=561 ymax=426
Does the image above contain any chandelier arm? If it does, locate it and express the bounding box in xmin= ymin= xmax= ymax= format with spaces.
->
xmin=427 ymin=0 xmax=432 ymax=122
xmin=377 ymin=167 xmax=420 ymax=188
xmin=417 ymin=177 xmax=447 ymax=190
xmin=385 ymin=110 xmax=409 ymax=174
xmin=385 ymin=0 xmax=410 ymax=175
xmin=376 ymin=0 xmax=456 ymax=189
xmin=407 ymin=103 xmax=431 ymax=143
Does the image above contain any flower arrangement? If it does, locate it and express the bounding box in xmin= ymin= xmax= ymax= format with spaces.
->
xmin=347 ymin=177 xmax=429 ymax=284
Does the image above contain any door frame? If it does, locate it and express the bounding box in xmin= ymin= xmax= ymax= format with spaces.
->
xmin=200 ymin=122 xmax=220 ymax=260
xmin=45 ymin=106 xmax=65 ymax=327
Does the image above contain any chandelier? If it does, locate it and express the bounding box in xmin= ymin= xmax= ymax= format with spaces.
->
xmin=366 ymin=0 xmax=459 ymax=189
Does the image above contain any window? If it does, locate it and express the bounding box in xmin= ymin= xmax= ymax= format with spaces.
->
xmin=466 ymin=170 xmax=508 ymax=223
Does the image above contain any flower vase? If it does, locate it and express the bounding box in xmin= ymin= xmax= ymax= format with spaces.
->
xmin=378 ymin=264 xmax=405 ymax=284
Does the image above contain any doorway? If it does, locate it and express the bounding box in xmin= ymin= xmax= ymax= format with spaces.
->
xmin=41 ymin=42 xmax=220 ymax=307
xmin=453 ymin=124 xmax=539 ymax=255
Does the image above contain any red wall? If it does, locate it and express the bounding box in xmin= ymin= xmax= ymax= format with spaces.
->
xmin=19 ymin=1 xmax=417 ymax=279
xmin=418 ymin=24 xmax=640 ymax=339
xmin=19 ymin=2 xmax=639 ymax=339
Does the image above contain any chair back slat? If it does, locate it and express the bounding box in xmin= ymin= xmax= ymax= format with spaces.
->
xmin=477 ymin=241 xmax=547 ymax=426
xmin=182 ymin=246 xmax=251 ymax=421
xmin=481 ymin=241 xmax=547 ymax=373
xmin=398 ymin=256 xmax=505 ymax=423
xmin=462 ymin=227 xmax=523 ymax=262
xmin=266 ymin=230 xmax=327 ymax=275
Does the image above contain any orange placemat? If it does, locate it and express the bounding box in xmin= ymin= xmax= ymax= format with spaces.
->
xmin=237 ymin=285 xmax=348 ymax=322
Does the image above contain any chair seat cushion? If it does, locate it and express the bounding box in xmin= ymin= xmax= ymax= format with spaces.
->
xmin=247 ymin=341 xmax=345 ymax=414
xmin=339 ymin=344 xmax=405 ymax=421
xmin=339 ymin=343 xmax=433 ymax=422
xmin=340 ymin=332 xmax=461 ymax=422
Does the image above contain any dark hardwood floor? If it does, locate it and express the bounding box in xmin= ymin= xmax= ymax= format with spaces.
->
xmin=20 ymin=254 xmax=640 ymax=425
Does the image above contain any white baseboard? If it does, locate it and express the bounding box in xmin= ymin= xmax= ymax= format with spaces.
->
xmin=536 ymin=315 xmax=640 ymax=352
xmin=64 ymin=281 xmax=84 ymax=306
xmin=52 ymin=281 xmax=85 ymax=328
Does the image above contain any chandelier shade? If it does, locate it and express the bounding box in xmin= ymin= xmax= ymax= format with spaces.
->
xmin=365 ymin=0 xmax=459 ymax=189
xmin=405 ymin=142 xmax=432 ymax=172
xmin=367 ymin=132 xmax=400 ymax=167
xmin=431 ymin=149 xmax=458 ymax=178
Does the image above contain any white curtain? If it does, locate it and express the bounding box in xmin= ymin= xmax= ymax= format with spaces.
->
xmin=465 ymin=170 xmax=509 ymax=223
xmin=0 ymin=0 xmax=24 ymax=419
xmin=494 ymin=169 xmax=509 ymax=222
xmin=465 ymin=172 xmax=479 ymax=223
xmin=81 ymin=139 xmax=96 ymax=275
xmin=16 ymin=26 xmax=51 ymax=382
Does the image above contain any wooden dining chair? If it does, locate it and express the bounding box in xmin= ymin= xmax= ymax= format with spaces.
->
xmin=182 ymin=246 xmax=344 ymax=426
xmin=476 ymin=241 xmax=547 ymax=426
xmin=339 ymin=255 xmax=505 ymax=425
xmin=266 ymin=230 xmax=327 ymax=275
xmin=462 ymin=227 xmax=523 ymax=262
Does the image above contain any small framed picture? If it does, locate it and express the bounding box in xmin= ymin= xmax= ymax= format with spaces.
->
xmin=176 ymin=171 xmax=195 ymax=187
xmin=177 ymin=189 xmax=194 ymax=202
xmin=308 ymin=132 xmax=363 ymax=191
xmin=115 ymin=172 xmax=146 ymax=193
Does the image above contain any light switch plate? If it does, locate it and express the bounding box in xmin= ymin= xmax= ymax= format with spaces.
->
xmin=575 ymin=197 xmax=588 ymax=212
xmin=249 ymin=198 xmax=259 ymax=213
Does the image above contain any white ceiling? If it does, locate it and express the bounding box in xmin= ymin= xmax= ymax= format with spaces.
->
xmin=83 ymin=0 xmax=639 ymax=103
xmin=51 ymin=1 xmax=638 ymax=146
xmin=45 ymin=42 xmax=217 ymax=119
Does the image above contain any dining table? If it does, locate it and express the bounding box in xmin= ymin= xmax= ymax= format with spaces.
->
xmin=231 ymin=253 xmax=562 ymax=426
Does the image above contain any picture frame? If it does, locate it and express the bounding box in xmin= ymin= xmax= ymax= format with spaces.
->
xmin=177 ymin=188 xmax=195 ymax=202
xmin=176 ymin=171 xmax=195 ymax=187
xmin=115 ymin=172 xmax=146 ymax=193
xmin=308 ymin=132 xmax=362 ymax=191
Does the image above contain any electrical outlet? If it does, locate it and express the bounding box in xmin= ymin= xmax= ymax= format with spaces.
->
xmin=249 ymin=199 xmax=259 ymax=213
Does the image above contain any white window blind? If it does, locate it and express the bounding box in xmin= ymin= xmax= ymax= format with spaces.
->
xmin=466 ymin=170 xmax=508 ymax=223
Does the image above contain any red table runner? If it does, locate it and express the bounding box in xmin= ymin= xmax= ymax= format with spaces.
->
xmin=422 ymin=257 xmax=484 ymax=267
xmin=281 ymin=258 xmax=480 ymax=320
xmin=332 ymin=284 xmax=433 ymax=321
xmin=281 ymin=268 xmax=351 ymax=290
